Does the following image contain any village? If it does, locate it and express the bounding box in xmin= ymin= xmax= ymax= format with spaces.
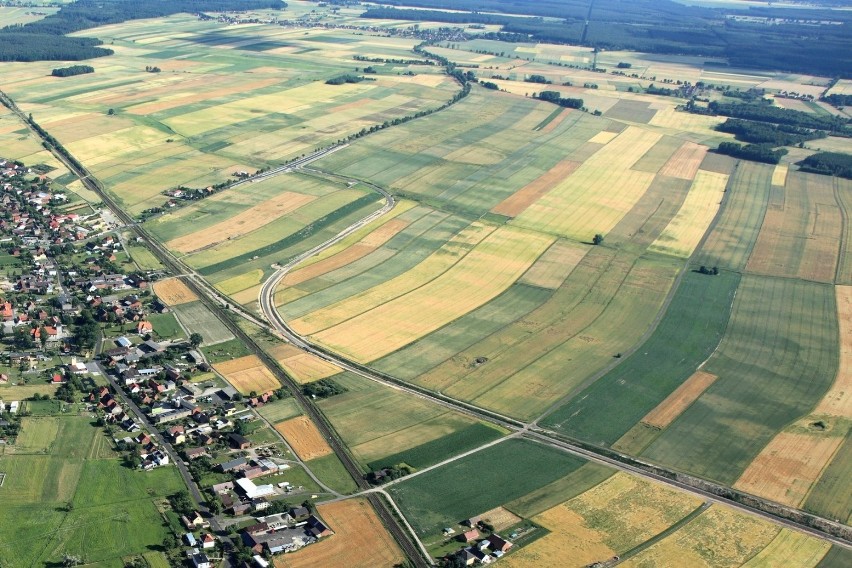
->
xmin=0 ymin=158 xmax=335 ymax=567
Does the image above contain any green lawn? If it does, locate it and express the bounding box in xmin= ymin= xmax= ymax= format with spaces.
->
xmin=148 ymin=312 xmax=185 ymax=340
xmin=388 ymin=438 xmax=587 ymax=536
xmin=305 ymin=453 xmax=359 ymax=494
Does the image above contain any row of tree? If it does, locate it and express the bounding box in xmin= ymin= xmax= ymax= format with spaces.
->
xmin=51 ymin=65 xmax=94 ymax=78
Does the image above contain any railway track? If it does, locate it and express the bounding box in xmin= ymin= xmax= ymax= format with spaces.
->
xmin=0 ymin=92 xmax=432 ymax=567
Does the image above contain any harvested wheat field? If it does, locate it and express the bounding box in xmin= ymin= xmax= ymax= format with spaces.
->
xmin=772 ymin=164 xmax=789 ymax=187
xmin=274 ymin=498 xmax=404 ymax=568
xmin=741 ymin=528 xmax=830 ymax=567
xmin=213 ymin=355 xmax=279 ymax=395
xmin=274 ymin=416 xmax=333 ymax=461
xmin=491 ymin=158 xmax=581 ymax=218
xmin=477 ymin=507 xmax=522 ymax=532
xmin=620 ymin=505 xmax=779 ymax=568
xmin=269 ymin=343 xmax=342 ymax=384
xmin=152 ymin=278 xmax=198 ymax=306
xmin=167 ymin=192 xmax=315 ymax=254
xmin=642 ymin=371 xmax=719 ymax=428
xmin=734 ymin=429 xmax=845 ymax=507
xmin=658 ymin=141 xmax=708 ymax=180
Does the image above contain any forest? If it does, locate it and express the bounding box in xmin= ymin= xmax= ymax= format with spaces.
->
xmin=360 ymin=0 xmax=852 ymax=76
xmin=0 ymin=0 xmax=284 ymax=61
xmin=715 ymin=119 xmax=827 ymax=146
xmin=798 ymin=152 xmax=852 ymax=179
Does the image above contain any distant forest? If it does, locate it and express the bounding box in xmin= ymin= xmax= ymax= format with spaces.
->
xmin=0 ymin=0 xmax=284 ymax=62
xmin=361 ymin=0 xmax=852 ymax=77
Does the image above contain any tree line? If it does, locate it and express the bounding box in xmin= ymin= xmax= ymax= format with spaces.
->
xmin=51 ymin=65 xmax=94 ymax=78
xmin=715 ymin=118 xmax=826 ymax=146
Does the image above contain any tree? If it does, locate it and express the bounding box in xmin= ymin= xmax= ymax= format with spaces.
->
xmin=189 ymin=333 xmax=203 ymax=348
xmin=62 ymin=554 xmax=83 ymax=567
xmin=592 ymin=233 xmax=604 ymax=245
xmin=107 ymin=108 xmax=115 ymax=116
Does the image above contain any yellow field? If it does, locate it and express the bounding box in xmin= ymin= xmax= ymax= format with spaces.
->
xmin=649 ymin=106 xmax=725 ymax=137
xmin=814 ymin=286 xmax=852 ymax=416
xmin=152 ymin=278 xmax=198 ymax=306
xmin=274 ymin=499 xmax=404 ymax=568
xmin=213 ymin=355 xmax=279 ymax=395
xmin=310 ymin=226 xmax=553 ymax=362
xmin=741 ymin=529 xmax=830 ymax=568
xmin=269 ymin=343 xmax=343 ymax=384
xmin=491 ymin=158 xmax=581 ymax=218
xmin=588 ymin=131 xmax=619 ymax=144
xmin=167 ymin=192 xmax=315 ymax=254
xmin=291 ymin=222 xmax=496 ymax=335
xmin=514 ymin=126 xmax=661 ymax=240
xmin=734 ymin=428 xmax=845 ymax=507
xmin=518 ymin=240 xmax=589 ymax=290
xmin=274 ymin=416 xmax=333 ymax=461
xmin=621 ymin=505 xmax=779 ymax=568
xmin=650 ymin=170 xmax=728 ymax=257
xmin=658 ymin=141 xmax=708 ymax=180
xmin=642 ymin=371 xmax=719 ymax=429
xmin=216 ymin=269 xmax=265 ymax=296
xmin=503 ymin=472 xmax=702 ymax=568
xmin=772 ymin=164 xmax=789 ymax=187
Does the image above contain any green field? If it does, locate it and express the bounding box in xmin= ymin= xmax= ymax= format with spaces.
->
xmin=803 ymin=433 xmax=852 ymax=524
xmin=148 ymin=312 xmax=185 ymax=340
xmin=541 ymin=270 xmax=741 ymax=446
xmin=0 ymin=416 xmax=183 ymax=566
xmin=256 ymin=397 xmax=303 ymax=423
xmin=642 ymin=276 xmax=839 ymax=484
xmin=305 ymin=453 xmax=359 ymax=494
xmin=388 ymin=438 xmax=588 ymax=536
xmin=317 ymin=372 xmax=506 ymax=470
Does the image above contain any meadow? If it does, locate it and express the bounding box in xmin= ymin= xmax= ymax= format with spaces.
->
xmin=0 ymin=416 xmax=183 ymax=567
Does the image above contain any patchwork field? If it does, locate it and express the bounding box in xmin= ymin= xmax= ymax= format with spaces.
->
xmin=502 ymin=473 xmax=703 ymax=568
xmin=620 ymin=505 xmax=782 ymax=568
xmin=213 ymin=355 xmax=280 ymax=395
xmin=1 ymin=15 xmax=460 ymax=216
xmin=641 ymin=276 xmax=838 ymax=485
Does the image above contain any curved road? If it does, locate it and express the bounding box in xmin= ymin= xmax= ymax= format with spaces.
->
xmin=257 ymin=174 xmax=852 ymax=551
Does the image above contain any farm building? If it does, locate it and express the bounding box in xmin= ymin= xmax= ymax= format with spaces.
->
xmin=235 ymin=477 xmax=275 ymax=499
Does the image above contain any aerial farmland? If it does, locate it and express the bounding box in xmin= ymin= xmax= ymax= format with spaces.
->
xmin=0 ymin=0 xmax=850 ymax=567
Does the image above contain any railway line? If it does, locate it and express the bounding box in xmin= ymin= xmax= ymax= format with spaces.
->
xmin=0 ymin=92 xmax=432 ymax=567
xmin=5 ymin=87 xmax=850 ymax=562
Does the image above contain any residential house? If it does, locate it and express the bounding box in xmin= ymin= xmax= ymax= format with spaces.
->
xmin=487 ymin=534 xmax=513 ymax=553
